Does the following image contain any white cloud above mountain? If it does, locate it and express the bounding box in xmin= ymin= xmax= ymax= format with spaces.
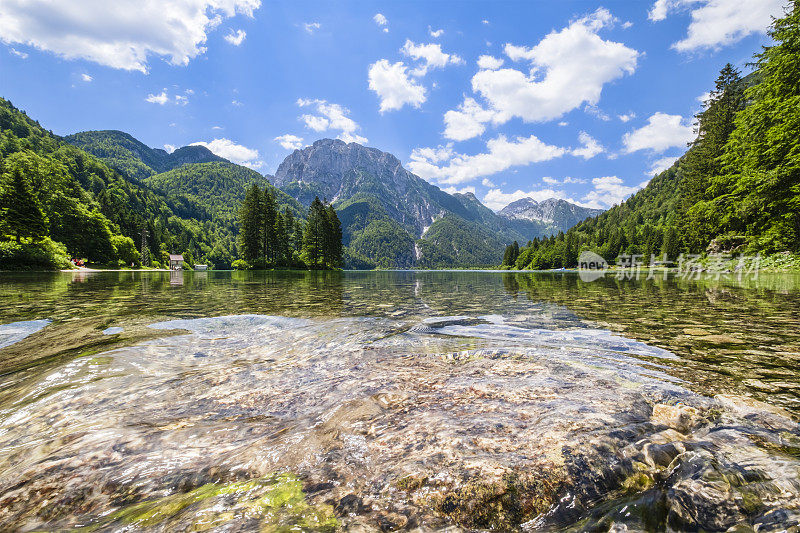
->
xmin=274 ymin=134 xmax=305 ymax=150
xmin=622 ymin=112 xmax=694 ymax=153
xmin=368 ymin=60 xmax=427 ymax=112
xmin=482 ymin=188 xmax=576 ymax=211
xmin=190 ymin=138 xmax=263 ymax=169
xmin=581 ymin=176 xmax=643 ymax=208
xmin=649 ymin=0 xmax=785 ymax=52
xmin=408 ymin=134 xmax=567 ymax=185
xmin=439 ymin=8 xmax=639 ymax=141
xmin=401 ymin=40 xmax=464 ymax=76
xmin=297 ymin=98 xmax=367 ymax=144
xmin=0 ymin=0 xmax=260 ymax=72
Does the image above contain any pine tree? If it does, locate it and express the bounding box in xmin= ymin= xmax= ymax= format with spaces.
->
xmin=261 ymin=188 xmax=278 ymax=264
xmin=325 ymin=204 xmax=343 ymax=268
xmin=302 ymin=196 xmax=326 ymax=268
xmin=238 ymin=184 xmax=263 ymax=263
xmin=718 ymin=1 xmax=800 ymax=251
xmin=0 ymin=165 xmax=47 ymax=242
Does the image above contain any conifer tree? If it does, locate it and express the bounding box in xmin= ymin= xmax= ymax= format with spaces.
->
xmin=238 ymin=183 xmax=263 ymax=263
xmin=0 ymin=165 xmax=47 ymax=242
xmin=261 ymin=188 xmax=278 ymax=264
xmin=301 ymin=196 xmax=326 ymax=268
xmin=325 ymin=204 xmax=343 ymax=268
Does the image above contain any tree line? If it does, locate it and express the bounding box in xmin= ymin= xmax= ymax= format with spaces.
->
xmin=237 ymin=184 xmax=343 ymax=269
xmin=502 ymin=1 xmax=800 ymax=270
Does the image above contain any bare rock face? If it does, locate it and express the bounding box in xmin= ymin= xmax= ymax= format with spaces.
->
xmin=498 ymin=197 xmax=603 ymax=233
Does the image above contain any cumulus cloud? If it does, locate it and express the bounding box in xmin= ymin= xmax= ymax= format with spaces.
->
xmin=648 ymin=155 xmax=680 ymax=175
xmin=224 ymin=29 xmax=246 ymax=45
xmin=145 ymin=90 xmax=169 ymax=105
xmin=0 ymin=0 xmax=260 ymax=72
xmin=571 ymin=131 xmax=603 ymax=159
xmin=623 ymin=112 xmax=694 ymax=153
xmin=482 ymin=188 xmax=576 ymax=211
xmin=443 ymin=185 xmax=476 ymax=195
xmin=428 ymin=27 xmax=444 ymax=38
xmin=401 ymin=39 xmax=464 ymax=76
xmin=373 ymin=13 xmax=388 ymax=30
xmin=408 ymin=134 xmax=567 ymax=185
xmin=303 ymin=22 xmax=320 ymax=34
xmin=368 ymin=59 xmax=427 ymax=112
xmin=190 ymin=138 xmax=263 ymax=169
xmin=649 ymin=0 xmax=784 ymax=52
xmin=618 ymin=112 xmax=636 ymax=122
xmin=274 ymin=134 xmax=305 ymax=150
xmin=481 ymin=178 xmax=495 ymax=187
xmin=297 ymin=98 xmax=367 ymax=144
xmin=476 ymin=54 xmax=504 ymax=70
xmin=581 ymin=176 xmax=643 ymax=208
xmin=443 ymin=98 xmax=496 ymax=141
xmin=442 ymin=8 xmax=639 ymax=141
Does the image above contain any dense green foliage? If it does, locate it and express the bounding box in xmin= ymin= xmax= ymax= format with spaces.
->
xmin=238 ymin=187 xmax=341 ymax=270
xmin=505 ymin=2 xmax=800 ymax=269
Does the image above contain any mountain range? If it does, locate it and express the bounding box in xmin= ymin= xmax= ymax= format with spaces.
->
xmin=68 ymin=134 xmax=604 ymax=268
xmin=0 ymin=97 xmax=605 ymax=269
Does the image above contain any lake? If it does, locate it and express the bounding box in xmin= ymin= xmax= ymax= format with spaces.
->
xmin=1 ymin=270 xmax=799 ymax=531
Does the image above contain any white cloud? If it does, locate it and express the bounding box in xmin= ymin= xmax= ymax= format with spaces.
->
xmin=368 ymin=59 xmax=427 ymax=112
xmin=373 ymin=13 xmax=387 ymax=26
xmin=482 ymin=19 xmax=490 ymax=25
xmin=581 ymin=176 xmax=642 ymax=208
xmin=303 ymin=22 xmax=321 ymax=34
xmin=9 ymin=47 xmax=28 ymax=58
xmin=483 ymin=188 xmax=576 ymax=211
xmin=297 ymin=98 xmax=367 ymax=144
xmin=648 ymin=155 xmax=680 ymax=175
xmin=274 ymin=134 xmax=305 ymax=150
xmin=476 ymin=54 xmax=504 ymax=70
xmin=145 ymin=90 xmax=169 ymax=105
xmin=212 ymin=125 xmax=223 ymax=130
xmin=623 ymin=112 xmax=694 ymax=153
xmin=164 ymin=144 xmax=177 ymax=154
xmin=81 ymin=73 xmax=93 ymax=82
xmin=443 ymin=8 xmax=639 ymax=141
xmin=571 ymin=131 xmax=603 ymax=159
xmin=408 ymin=134 xmax=567 ymax=185
xmin=443 ymin=185 xmax=476 ymax=195
xmin=174 ymin=94 xmax=188 ymax=105
xmin=649 ymin=0 xmax=784 ymax=52
xmin=481 ymin=178 xmax=495 ymax=187
xmin=190 ymin=138 xmax=263 ymax=169
xmin=429 ymin=26 xmax=444 ymax=38
xmin=622 ymin=21 xmax=634 ymax=29
xmin=618 ymin=112 xmax=636 ymax=122
xmin=224 ymin=29 xmax=246 ymax=46
xmin=0 ymin=0 xmax=260 ymax=72
xmin=585 ymin=104 xmax=611 ymax=121
xmin=443 ymin=97 xmax=495 ymax=141
xmin=401 ymin=40 xmax=464 ymax=76
xmin=542 ymin=176 xmax=588 ymax=185
xmin=231 ymin=99 xmax=243 ymax=106
xmin=558 ymin=121 xmax=568 ymax=127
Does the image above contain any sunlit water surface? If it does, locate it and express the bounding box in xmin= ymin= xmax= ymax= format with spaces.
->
xmin=0 ymin=270 xmax=799 ymax=531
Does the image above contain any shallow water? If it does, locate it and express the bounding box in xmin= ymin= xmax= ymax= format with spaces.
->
xmin=0 ymin=270 xmax=799 ymax=531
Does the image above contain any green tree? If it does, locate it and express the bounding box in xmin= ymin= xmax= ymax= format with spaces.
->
xmin=0 ymin=164 xmax=47 ymax=242
xmin=238 ymin=183 xmax=263 ymax=263
xmin=302 ymin=197 xmax=326 ymax=268
xmin=325 ymin=204 xmax=343 ymax=268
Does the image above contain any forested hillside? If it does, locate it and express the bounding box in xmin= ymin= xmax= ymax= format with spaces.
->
xmin=505 ymin=3 xmax=800 ymax=270
xmin=0 ymin=100 xmax=269 ymax=269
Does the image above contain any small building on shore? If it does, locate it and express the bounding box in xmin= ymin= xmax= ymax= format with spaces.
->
xmin=168 ymin=254 xmax=184 ymax=270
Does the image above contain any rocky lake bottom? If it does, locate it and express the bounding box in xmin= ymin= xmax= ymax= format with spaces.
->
xmin=0 ymin=271 xmax=799 ymax=531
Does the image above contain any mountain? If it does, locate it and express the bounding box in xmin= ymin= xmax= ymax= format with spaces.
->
xmin=499 ymin=197 xmax=603 ymax=234
xmin=507 ymin=14 xmax=800 ymax=271
xmin=273 ymin=139 xmax=561 ymax=268
xmin=64 ymin=130 xmax=225 ymax=181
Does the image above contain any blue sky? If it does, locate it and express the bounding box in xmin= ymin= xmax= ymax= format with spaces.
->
xmin=0 ymin=0 xmax=786 ymax=210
